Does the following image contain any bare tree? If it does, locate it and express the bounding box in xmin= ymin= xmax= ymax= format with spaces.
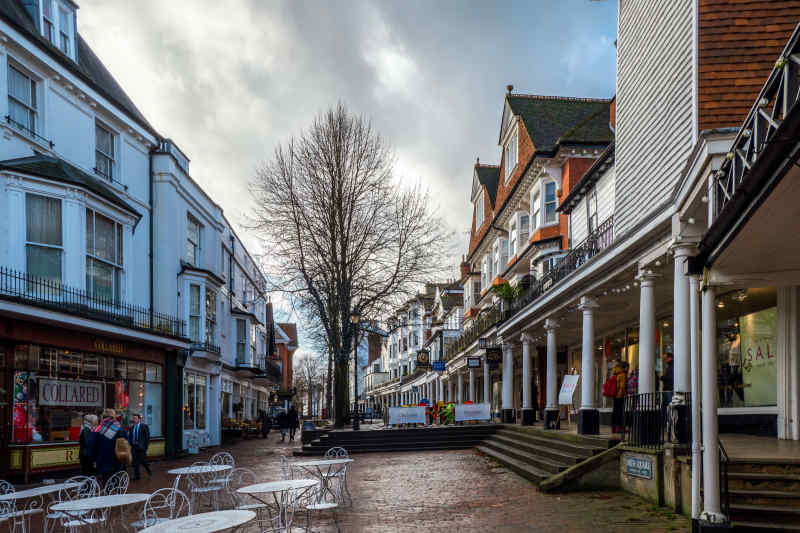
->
xmin=293 ymin=350 xmax=326 ymax=417
xmin=250 ymin=103 xmax=447 ymax=427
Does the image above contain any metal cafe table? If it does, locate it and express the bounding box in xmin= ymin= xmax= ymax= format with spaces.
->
xmin=291 ymin=458 xmax=354 ymax=504
xmin=0 ymin=481 xmax=79 ymax=531
xmin=139 ymin=510 xmax=256 ymax=533
xmin=237 ymin=479 xmax=318 ymax=533
xmin=50 ymin=493 xmax=150 ymax=532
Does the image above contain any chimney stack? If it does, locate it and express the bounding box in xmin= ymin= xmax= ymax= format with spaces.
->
xmin=459 ymin=255 xmax=471 ymax=280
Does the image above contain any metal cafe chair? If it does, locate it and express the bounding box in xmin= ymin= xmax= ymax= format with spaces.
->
xmin=323 ymin=448 xmax=352 ymax=505
xmin=130 ymin=488 xmax=191 ymax=531
xmin=44 ymin=476 xmax=100 ymax=533
xmin=103 ymin=471 xmax=130 ymax=495
xmin=0 ymin=480 xmax=44 ymax=533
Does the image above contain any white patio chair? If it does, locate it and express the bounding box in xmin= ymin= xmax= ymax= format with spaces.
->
xmin=130 ymin=487 xmax=191 ymax=531
xmin=103 ymin=470 xmax=129 ymax=495
xmin=0 ymin=480 xmax=43 ymax=533
xmin=208 ymin=452 xmax=235 ymax=489
xmin=224 ymin=467 xmax=272 ymax=529
xmin=299 ymin=482 xmax=338 ymax=533
xmin=280 ymin=455 xmax=292 ymax=481
xmin=323 ymin=447 xmax=352 ymax=505
xmin=186 ymin=461 xmax=223 ymax=512
xmin=44 ymin=476 xmax=100 ymax=533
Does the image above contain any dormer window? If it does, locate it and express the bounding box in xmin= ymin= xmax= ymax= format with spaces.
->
xmin=504 ymin=130 xmax=518 ymax=181
xmin=58 ymin=7 xmax=72 ymax=56
xmin=42 ymin=1 xmax=55 ymax=43
xmin=41 ymin=1 xmax=75 ymax=59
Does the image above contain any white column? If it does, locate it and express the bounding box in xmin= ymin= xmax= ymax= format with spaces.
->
xmin=545 ymin=319 xmax=559 ymax=411
xmin=469 ymin=368 xmax=475 ymax=402
xmin=690 ymin=274 xmax=702 ymax=519
xmin=673 ymin=244 xmax=695 ymax=394
xmin=579 ymin=297 xmax=599 ymax=410
xmin=483 ymin=357 xmax=490 ymax=406
xmin=700 ymin=285 xmax=726 ymax=524
xmin=521 ymin=334 xmax=531 ymax=409
xmin=448 ymin=379 xmax=453 ymax=403
xmin=637 ymin=269 xmax=659 ymax=394
xmin=457 ymin=372 xmax=463 ymax=404
xmin=501 ymin=340 xmax=514 ymax=421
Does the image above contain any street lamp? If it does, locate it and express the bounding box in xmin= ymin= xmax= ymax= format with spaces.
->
xmin=350 ymin=305 xmax=361 ymax=431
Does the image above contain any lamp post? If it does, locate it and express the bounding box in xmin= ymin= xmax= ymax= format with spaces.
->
xmin=351 ymin=305 xmax=361 ymax=431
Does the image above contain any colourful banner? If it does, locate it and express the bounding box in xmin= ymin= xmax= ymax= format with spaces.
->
xmin=740 ymin=307 xmax=777 ymax=407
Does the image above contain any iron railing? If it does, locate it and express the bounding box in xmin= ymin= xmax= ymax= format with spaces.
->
xmin=623 ymin=392 xmax=670 ymax=448
xmin=505 ymin=216 xmax=614 ymax=319
xmin=4 ymin=115 xmax=54 ymax=148
xmin=191 ymin=341 xmax=221 ymax=355
xmin=444 ymin=304 xmax=503 ymax=361
xmin=719 ymin=439 xmax=730 ymax=518
xmin=0 ymin=266 xmax=186 ymax=338
xmin=714 ymin=23 xmax=800 ymax=217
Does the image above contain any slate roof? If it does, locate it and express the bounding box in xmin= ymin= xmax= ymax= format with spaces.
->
xmin=0 ymin=0 xmax=156 ymax=135
xmin=0 ymin=155 xmax=140 ymax=217
xmin=506 ymin=95 xmax=612 ymax=155
xmin=475 ymin=164 xmax=500 ymax=207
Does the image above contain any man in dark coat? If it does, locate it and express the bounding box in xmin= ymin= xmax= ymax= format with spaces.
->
xmin=91 ymin=408 xmax=128 ymax=483
xmin=277 ymin=409 xmax=289 ymax=442
xmin=288 ymin=406 xmax=300 ymax=441
xmin=128 ymin=413 xmax=152 ymax=480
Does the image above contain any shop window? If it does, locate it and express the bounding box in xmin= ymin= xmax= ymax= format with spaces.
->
xmin=86 ymin=209 xmax=123 ymax=302
xmin=183 ymin=374 xmax=195 ymax=430
xmin=26 ymin=194 xmax=62 ymax=284
xmin=11 ymin=345 xmax=164 ymax=443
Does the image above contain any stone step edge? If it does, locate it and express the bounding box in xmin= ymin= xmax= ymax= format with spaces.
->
xmin=490 ymin=434 xmax=589 ymax=462
xmin=493 ymin=431 xmax=601 ymax=456
xmin=539 ymin=443 xmax=623 ymax=493
xmin=729 ymin=489 xmax=800 ymax=499
xmin=732 ymin=521 xmax=800 ymax=532
xmin=731 ymin=503 xmax=800 ymax=515
xmin=475 ymin=445 xmax=550 ymax=484
xmin=481 ymin=440 xmax=570 ymax=473
xmin=500 ymin=425 xmax=619 ymax=448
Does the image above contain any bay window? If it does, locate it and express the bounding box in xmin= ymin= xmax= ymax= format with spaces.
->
xmin=8 ymin=64 xmax=38 ymax=134
xmin=205 ymin=289 xmax=217 ymax=345
xmin=86 ymin=209 xmax=123 ymax=302
xmin=26 ymin=194 xmax=62 ymax=284
xmin=587 ymin=189 xmax=599 ymax=234
xmin=544 ymin=181 xmax=558 ymax=224
xmin=509 ymin=219 xmax=517 ymax=257
xmin=531 ymin=188 xmax=540 ymax=231
xmin=492 ymin=241 xmax=500 ymax=279
xmin=189 ymin=284 xmax=201 ymax=342
xmin=95 ymin=122 xmax=115 ymax=181
xmin=236 ymin=319 xmax=247 ymax=363
xmin=250 ymin=323 xmax=257 ymax=364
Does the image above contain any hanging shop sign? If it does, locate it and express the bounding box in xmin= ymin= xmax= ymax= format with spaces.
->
xmin=467 ymin=357 xmax=482 ymax=369
xmin=485 ymin=347 xmax=502 ymax=370
xmin=38 ymin=379 xmax=103 ymax=407
xmin=624 ymin=454 xmax=654 ymax=479
xmin=432 ymin=361 xmax=446 ymax=372
xmin=416 ymin=349 xmax=431 ymax=368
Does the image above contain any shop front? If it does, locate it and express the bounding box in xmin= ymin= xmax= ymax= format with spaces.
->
xmin=0 ymin=317 xmax=174 ymax=481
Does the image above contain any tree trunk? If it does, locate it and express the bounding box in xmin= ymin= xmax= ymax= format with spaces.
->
xmin=334 ymin=355 xmax=350 ymax=428
xmin=325 ymin=349 xmax=333 ymax=420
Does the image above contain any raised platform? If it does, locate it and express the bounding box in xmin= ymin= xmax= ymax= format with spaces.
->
xmin=295 ymin=424 xmax=501 ymax=456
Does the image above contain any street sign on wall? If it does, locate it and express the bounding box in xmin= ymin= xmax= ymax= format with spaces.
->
xmin=467 ymin=357 xmax=482 ymax=369
xmin=432 ymin=361 xmax=446 ymax=372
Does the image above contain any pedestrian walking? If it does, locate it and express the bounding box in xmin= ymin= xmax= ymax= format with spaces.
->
xmin=288 ymin=405 xmax=300 ymax=441
xmin=277 ymin=408 xmax=289 ymax=442
xmin=79 ymin=414 xmax=97 ymax=476
xmin=91 ymin=408 xmax=129 ymax=484
xmin=259 ymin=410 xmax=271 ymax=439
xmin=128 ymin=413 xmax=152 ymax=480
xmin=611 ymin=363 xmax=628 ymax=434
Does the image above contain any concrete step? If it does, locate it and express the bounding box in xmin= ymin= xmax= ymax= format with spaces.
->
xmin=729 ymin=460 xmax=800 ymax=476
xmin=730 ymin=503 xmax=800 ymax=526
xmin=481 ymin=438 xmax=569 ymax=474
xmin=295 ymin=443 xmax=480 ymax=456
xmin=729 ymin=472 xmax=800 ymax=492
xmin=733 ymin=521 xmax=800 ymax=532
xmin=490 ymin=434 xmax=586 ymax=465
xmin=500 ymin=424 xmax=618 ymax=449
xmin=729 ymin=489 xmax=800 ymax=507
xmin=494 ymin=429 xmax=605 ymax=458
xmin=475 ymin=445 xmax=551 ymax=484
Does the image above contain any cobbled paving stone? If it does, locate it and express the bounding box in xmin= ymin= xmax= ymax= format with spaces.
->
xmin=117 ymin=432 xmax=690 ymax=532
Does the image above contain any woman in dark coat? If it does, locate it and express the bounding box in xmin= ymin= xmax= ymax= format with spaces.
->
xmin=91 ymin=408 xmax=129 ymax=483
xmin=79 ymin=414 xmax=98 ymax=475
xmin=288 ymin=406 xmax=300 ymax=442
xmin=277 ymin=409 xmax=289 ymax=442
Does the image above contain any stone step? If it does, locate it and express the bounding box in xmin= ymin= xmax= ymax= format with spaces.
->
xmin=729 ymin=489 xmax=800 ymax=507
xmin=494 ymin=429 xmax=605 ymax=457
xmin=475 ymin=445 xmax=551 ymax=484
xmin=295 ymin=443 xmax=479 ymax=456
xmin=733 ymin=521 xmax=800 ymax=532
xmin=730 ymin=503 xmax=800 ymax=526
xmin=500 ymin=425 xmax=618 ymax=449
xmin=729 ymin=460 xmax=800 ymax=476
xmin=729 ymin=472 xmax=800 ymax=492
xmin=481 ymin=439 xmax=570 ymax=474
xmin=489 ymin=434 xmax=584 ymax=466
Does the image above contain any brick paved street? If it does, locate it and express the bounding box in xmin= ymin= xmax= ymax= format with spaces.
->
xmin=126 ymin=431 xmax=690 ymax=533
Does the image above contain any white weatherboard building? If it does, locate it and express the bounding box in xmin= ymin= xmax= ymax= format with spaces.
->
xmin=0 ymin=0 xmax=281 ymax=478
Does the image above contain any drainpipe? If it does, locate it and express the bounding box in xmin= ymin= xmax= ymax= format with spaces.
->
xmin=689 ymin=273 xmax=701 ymax=520
xmin=149 ymin=144 xmax=156 ymax=329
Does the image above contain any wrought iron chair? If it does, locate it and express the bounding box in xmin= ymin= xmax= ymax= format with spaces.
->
xmin=224 ymin=467 xmax=273 ymax=529
xmin=323 ymin=447 xmax=352 ymax=505
xmin=280 ymin=455 xmax=292 ymax=481
xmin=55 ymin=477 xmax=105 ymax=531
xmin=103 ymin=470 xmax=130 ymax=495
xmin=130 ymin=488 xmax=191 ymax=531
xmin=44 ymin=476 xmax=100 ymax=533
xmin=299 ymin=482 xmax=338 ymax=533
xmin=185 ymin=461 xmax=223 ymax=512
xmin=0 ymin=480 xmax=44 ymax=533
xmin=208 ymin=451 xmax=235 ymax=489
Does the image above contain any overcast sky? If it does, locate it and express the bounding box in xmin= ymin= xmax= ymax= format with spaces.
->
xmin=78 ymin=0 xmax=617 ymax=356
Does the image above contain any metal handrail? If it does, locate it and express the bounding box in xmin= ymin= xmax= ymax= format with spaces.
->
xmin=191 ymin=341 xmax=221 ymax=354
xmin=719 ymin=438 xmax=730 ymax=517
xmin=714 ymin=23 xmax=800 ymax=216
xmin=4 ymin=115 xmax=54 ymax=148
xmin=0 ymin=266 xmax=186 ymax=338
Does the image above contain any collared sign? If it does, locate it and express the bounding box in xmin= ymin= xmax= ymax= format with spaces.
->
xmin=432 ymin=361 xmax=446 ymax=372
xmin=625 ymin=455 xmax=654 ymax=479
xmin=38 ymin=379 xmax=103 ymax=407
xmin=467 ymin=357 xmax=482 ymax=369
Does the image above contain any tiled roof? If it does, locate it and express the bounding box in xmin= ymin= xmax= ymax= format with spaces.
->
xmin=0 ymin=0 xmax=156 ymax=135
xmin=475 ymin=164 xmax=500 ymax=207
xmin=506 ymin=94 xmax=612 ymax=154
xmin=0 ymin=155 xmax=140 ymax=217
xmin=277 ymin=323 xmax=298 ymax=347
